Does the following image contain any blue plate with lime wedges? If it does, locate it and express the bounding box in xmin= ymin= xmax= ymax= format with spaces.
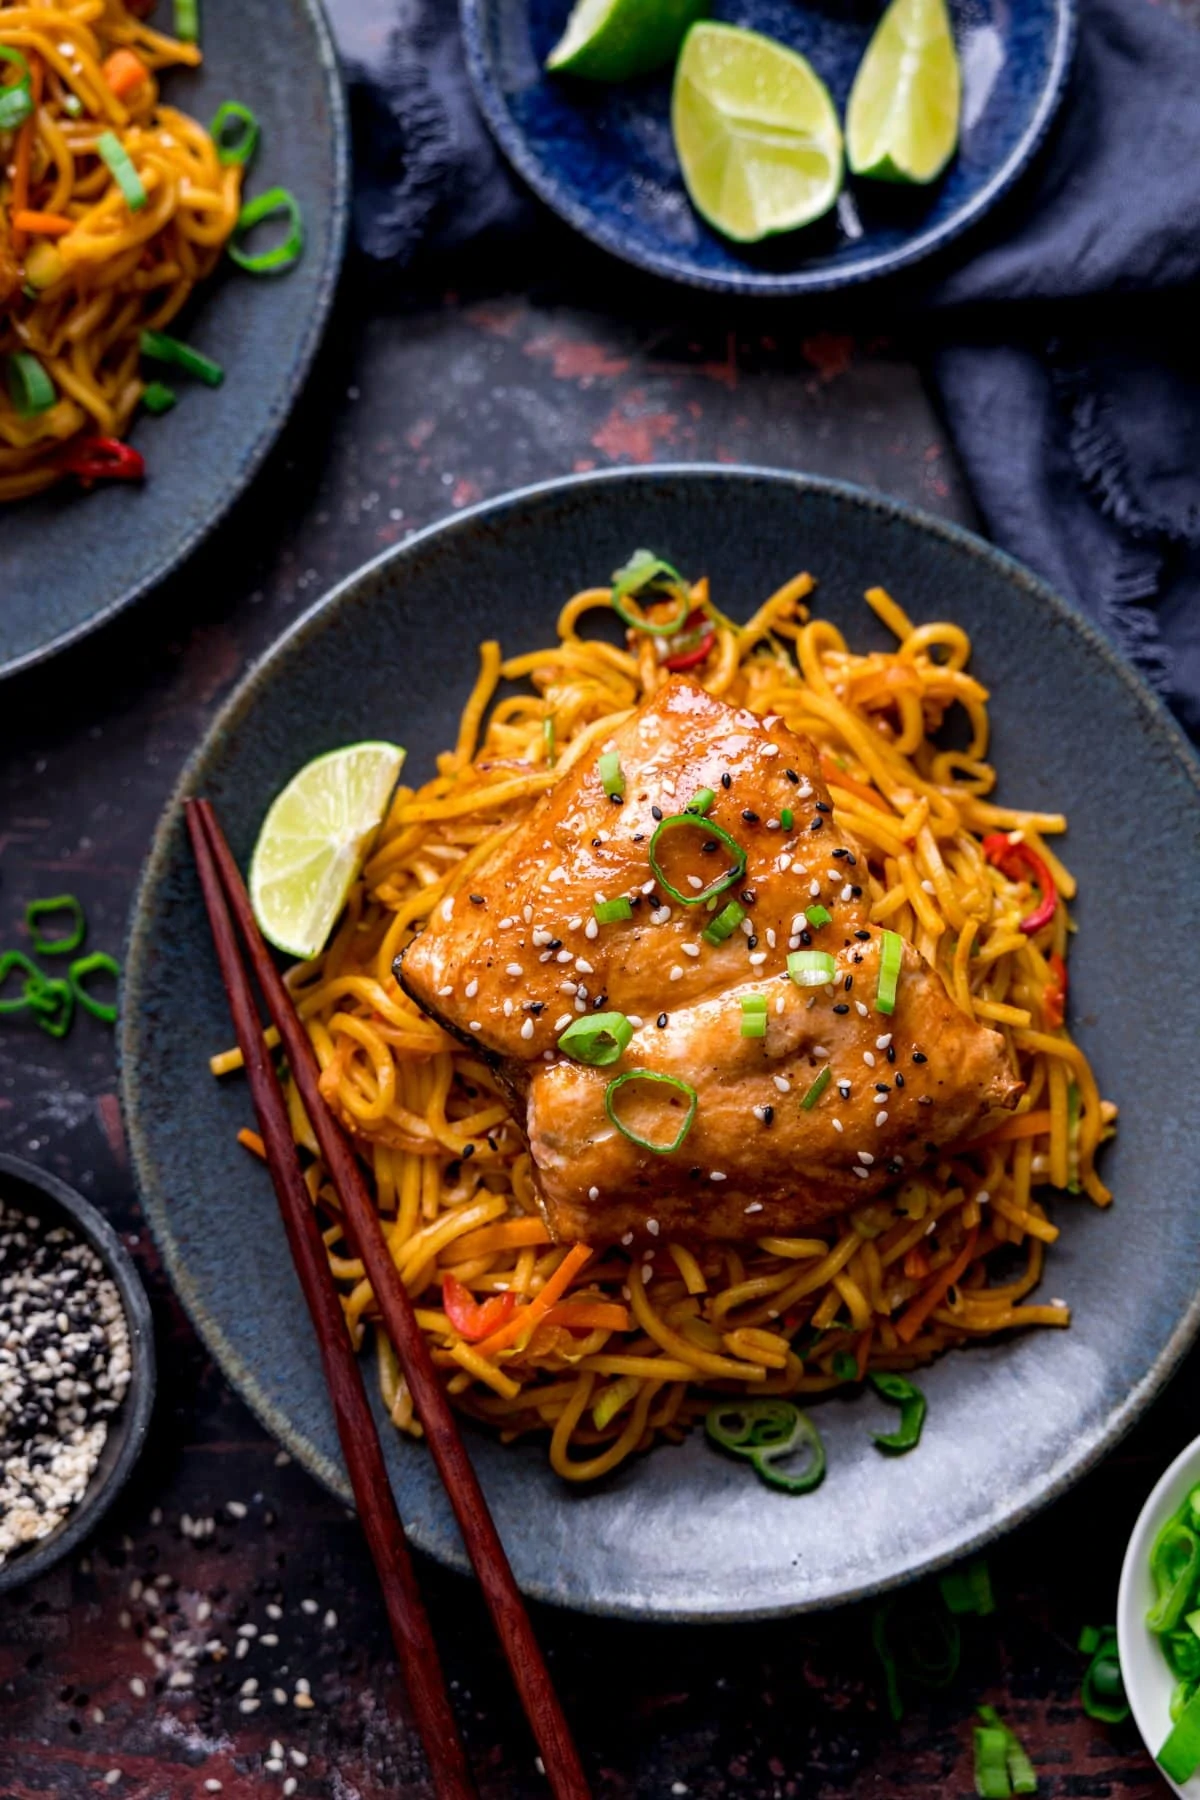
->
xmin=461 ymin=0 xmax=1075 ymax=294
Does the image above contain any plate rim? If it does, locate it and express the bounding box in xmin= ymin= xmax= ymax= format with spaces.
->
xmin=460 ymin=0 xmax=1077 ymax=296
xmin=120 ymin=464 xmax=1200 ymax=1621
xmin=0 ymin=0 xmax=351 ymax=686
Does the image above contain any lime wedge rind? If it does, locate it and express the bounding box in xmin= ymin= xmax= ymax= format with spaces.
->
xmin=546 ymin=0 xmax=708 ymax=82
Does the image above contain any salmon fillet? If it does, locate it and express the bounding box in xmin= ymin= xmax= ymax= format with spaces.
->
xmin=399 ymin=678 xmax=1021 ymax=1244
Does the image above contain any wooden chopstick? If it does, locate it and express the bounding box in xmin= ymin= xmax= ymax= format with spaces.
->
xmin=190 ymin=799 xmax=592 ymax=1800
xmin=184 ymin=805 xmax=479 ymax=1800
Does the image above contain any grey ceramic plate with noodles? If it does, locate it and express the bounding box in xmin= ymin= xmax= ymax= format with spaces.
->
xmin=0 ymin=0 xmax=348 ymax=683
xmin=120 ymin=467 xmax=1200 ymax=1622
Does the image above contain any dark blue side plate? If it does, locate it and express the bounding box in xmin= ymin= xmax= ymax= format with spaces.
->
xmin=121 ymin=467 xmax=1200 ymax=1622
xmin=0 ymin=0 xmax=349 ymax=681
xmin=462 ymin=0 xmax=1074 ymax=293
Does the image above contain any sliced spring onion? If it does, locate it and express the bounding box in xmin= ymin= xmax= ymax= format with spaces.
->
xmin=140 ymin=329 xmax=224 ymax=387
xmin=610 ymin=549 xmax=691 ymax=636
xmin=740 ymin=995 xmax=766 ymax=1039
xmin=780 ymin=808 xmax=793 ymax=829
xmin=604 ymin=1069 xmax=697 ymax=1154
xmin=5 ymin=352 xmax=55 ymax=417
xmin=26 ymin=895 xmax=85 ymax=956
xmin=96 ymin=131 xmax=147 ymax=210
xmin=705 ymin=1400 xmax=826 ymax=1495
xmin=974 ymin=1724 xmax=1013 ymax=1799
xmin=1080 ymin=1626 xmax=1128 ymax=1724
xmin=141 ymin=381 xmax=177 ymax=415
xmin=227 ymin=185 xmax=304 ymax=275
xmin=788 ymin=949 xmax=835 ymax=988
xmin=685 ymin=787 xmax=715 ymax=816
xmin=0 ymin=47 xmax=33 ymax=130
xmin=831 ymin=1350 xmax=857 ymax=1380
xmin=1148 ymin=1517 xmax=1200 ymax=1634
xmin=25 ymin=974 xmax=74 ymax=1039
xmin=174 ymin=0 xmax=199 ymax=41
xmin=593 ymin=896 xmax=632 ymax=924
xmin=702 ymin=899 xmax=745 ymax=945
xmin=940 ymin=1558 xmax=994 ymax=1616
xmin=0 ymin=950 xmax=45 ymax=1014
xmin=543 ymin=715 xmax=556 ymax=767
xmin=868 ymin=1371 xmax=926 ymax=1454
xmin=805 ymin=904 xmax=832 ymax=929
xmin=592 ymin=1375 xmax=639 ymax=1432
xmin=68 ymin=951 xmax=119 ymax=1024
xmin=557 ymin=1011 xmax=632 ymax=1066
xmin=800 ymin=1066 xmax=831 ymax=1110
xmin=210 ymin=100 xmax=259 ymax=166
xmin=598 ymin=751 xmax=624 ymax=799
xmin=976 ymin=1706 xmax=1037 ymax=1795
xmin=649 ymin=814 xmax=746 ymax=907
xmin=875 ymin=928 xmax=903 ymax=1015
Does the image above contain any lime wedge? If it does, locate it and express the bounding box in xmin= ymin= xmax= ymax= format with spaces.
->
xmin=546 ymin=0 xmax=707 ymax=81
xmin=249 ymin=742 xmax=406 ymax=960
xmin=671 ymin=23 xmax=843 ymax=244
xmin=846 ymin=0 xmax=961 ymax=184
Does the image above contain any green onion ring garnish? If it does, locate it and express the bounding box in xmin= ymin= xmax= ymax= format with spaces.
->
xmin=68 ymin=951 xmax=120 ymax=1024
xmin=598 ymin=751 xmax=624 ymax=799
xmin=227 ymin=185 xmax=305 ymax=275
xmin=685 ymin=787 xmax=715 ymax=816
xmin=868 ymin=1371 xmax=926 ymax=1454
xmin=876 ymin=928 xmax=903 ymax=1015
xmin=24 ymin=973 xmax=75 ymax=1038
xmin=210 ymin=100 xmax=259 ymax=166
xmin=787 ymin=949 xmax=836 ymax=988
xmin=609 ymin=549 xmax=692 ymax=637
xmin=558 ymin=1011 xmax=632 ymax=1066
xmin=140 ymin=328 xmax=224 ymax=387
xmin=705 ymin=1399 xmax=826 ymax=1495
xmin=592 ymin=897 xmax=632 ymax=925
xmin=702 ymin=899 xmax=745 ymax=945
xmin=604 ymin=1069 xmax=697 ymax=1154
xmin=648 ymin=814 xmax=746 ymax=907
xmin=805 ymin=904 xmax=832 ymax=929
xmin=0 ymin=47 xmax=33 ymax=131
xmin=96 ymin=131 xmax=147 ymax=211
xmin=0 ymin=950 xmax=46 ymax=1013
xmin=5 ymin=352 xmax=56 ymax=417
xmin=26 ymin=894 xmax=86 ymax=956
xmin=800 ymin=1066 xmax=831 ymax=1110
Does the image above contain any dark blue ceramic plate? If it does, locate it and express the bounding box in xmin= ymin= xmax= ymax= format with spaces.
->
xmin=0 ymin=0 xmax=348 ymax=682
xmin=121 ymin=467 xmax=1200 ymax=1622
xmin=462 ymin=0 xmax=1074 ymax=294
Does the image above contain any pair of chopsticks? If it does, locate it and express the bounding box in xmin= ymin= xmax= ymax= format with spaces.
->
xmin=185 ymin=799 xmax=590 ymax=1800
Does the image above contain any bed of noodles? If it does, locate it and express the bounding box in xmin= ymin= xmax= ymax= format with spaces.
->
xmin=1 ymin=0 xmax=239 ymax=500
xmin=216 ymin=571 xmax=1114 ymax=1483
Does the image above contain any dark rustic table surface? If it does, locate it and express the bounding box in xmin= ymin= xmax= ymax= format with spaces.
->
xmin=1 ymin=6 xmax=1194 ymax=1795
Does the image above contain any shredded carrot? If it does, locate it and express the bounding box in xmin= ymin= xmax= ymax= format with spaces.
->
xmin=449 ymin=1217 xmax=552 ymax=1260
xmin=956 ymin=1110 xmax=1053 ymax=1152
xmin=237 ymin=1127 xmax=266 ymax=1159
xmin=475 ymin=1243 xmax=593 ymax=1357
xmin=903 ymin=1246 xmax=931 ymax=1282
xmin=102 ymin=49 xmax=149 ymax=97
xmin=11 ymin=57 xmax=43 ymax=259
xmin=541 ymin=1300 xmax=630 ymax=1334
xmin=896 ymin=1229 xmax=978 ymax=1344
xmin=819 ymin=752 xmax=893 ymax=816
xmin=12 ymin=210 xmax=73 ymax=237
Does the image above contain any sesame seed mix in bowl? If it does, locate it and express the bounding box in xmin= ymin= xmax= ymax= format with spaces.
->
xmin=0 ymin=1197 xmax=132 ymax=1566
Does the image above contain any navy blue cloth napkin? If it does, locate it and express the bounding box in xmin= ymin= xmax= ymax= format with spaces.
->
xmin=346 ymin=0 xmax=1200 ymax=737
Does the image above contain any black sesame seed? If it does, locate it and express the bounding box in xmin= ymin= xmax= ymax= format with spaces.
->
xmin=701 ymin=839 xmax=719 ymax=853
xmin=851 ymin=952 xmax=863 ymax=964
xmin=469 ymin=894 xmax=486 ymax=906
xmin=747 ymin=935 xmax=758 ymax=951
xmin=652 ymin=805 xmax=663 ymax=821
xmin=762 ymin=1105 xmax=774 ymax=1125
xmin=844 ymin=975 xmax=853 ymax=991
xmin=831 ymin=847 xmax=848 ymax=859
xmin=689 ymin=1167 xmax=702 ymax=1179
xmin=632 ymin=834 xmax=645 ymax=844
xmin=742 ymin=809 xmax=759 ymax=823
xmin=912 ymin=1050 xmax=928 ymax=1064
xmin=895 ymin=1072 xmax=905 ymax=1089
xmin=800 ymin=929 xmax=812 ymax=946
xmin=593 ymin=993 xmax=608 ymax=1009
xmin=656 ymin=1013 xmax=668 ymax=1029
xmin=874 ymin=1083 xmax=890 ymax=1094
xmin=815 ymin=801 xmax=831 ymax=814
xmin=844 ymin=853 xmax=857 ymax=867
xmin=886 ymin=1045 xmax=896 ymax=1063
xmin=810 ymin=817 xmax=824 ymax=831
xmin=462 ymin=1142 xmax=476 ymax=1159
xmin=547 ymin=938 xmax=563 ymax=951
xmin=741 ymin=889 xmax=757 ymax=906
xmin=850 ymin=885 xmax=863 ymax=898
xmin=527 ymin=1002 xmax=544 ymax=1015
xmin=833 ymin=1003 xmax=849 ymax=1014
xmin=784 ymin=768 xmax=800 ymax=784
xmin=721 ymin=773 xmax=732 ymax=790
xmin=854 ymin=929 xmax=871 ymax=941
xmin=610 ymin=792 xmax=623 ymax=804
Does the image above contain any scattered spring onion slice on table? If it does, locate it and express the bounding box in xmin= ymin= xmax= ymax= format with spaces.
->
xmin=174 ymin=0 xmax=199 ymax=41
xmin=705 ymin=1399 xmax=826 ymax=1495
xmin=1077 ymin=1626 xmax=1128 ymax=1724
xmin=210 ymin=100 xmax=259 ymax=166
xmin=248 ymin=743 xmax=406 ymax=960
xmin=26 ymin=894 xmax=86 ymax=955
xmin=0 ymin=47 xmax=34 ymax=130
xmin=141 ymin=381 xmax=177 ymax=415
xmin=974 ymin=1705 xmax=1037 ymax=1796
xmin=800 ymin=1066 xmax=831 ymax=1110
xmin=868 ymin=1371 xmax=926 ymax=1453
xmin=96 ymin=131 xmax=147 ymax=210
xmin=702 ymin=899 xmax=744 ymax=945
xmin=788 ymin=949 xmax=835 ymax=988
xmin=940 ymin=1558 xmax=995 ymax=1616
xmin=604 ymin=1070 xmax=697 ymax=1154
xmin=610 ymin=549 xmax=692 ymax=635
xmin=875 ymin=928 xmax=903 ymax=1014
xmin=649 ymin=814 xmax=746 ymax=906
xmin=69 ymin=951 xmax=120 ymax=1023
xmin=593 ymin=896 xmax=632 ymax=925
xmin=740 ymin=994 xmax=767 ymax=1039
xmin=5 ymin=351 xmax=55 ymax=416
xmin=557 ymin=1011 xmax=632 ymax=1066
xmin=0 ymin=950 xmax=48 ymax=1013
xmin=140 ymin=329 xmax=224 ymax=387
xmin=228 ymin=185 xmax=304 ymax=275
xmin=598 ymin=751 xmax=624 ymax=799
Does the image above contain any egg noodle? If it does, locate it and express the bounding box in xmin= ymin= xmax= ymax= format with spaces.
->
xmin=0 ymin=0 xmax=239 ymax=499
xmin=216 ymin=571 xmax=1114 ymax=1483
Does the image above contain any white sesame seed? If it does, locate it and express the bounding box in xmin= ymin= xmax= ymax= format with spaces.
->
xmin=641 ymin=1265 xmax=653 ymax=1284
xmin=686 ymin=875 xmax=704 ymax=890
xmin=498 ymin=916 xmax=514 ymax=929
xmin=567 ymin=915 xmax=583 ymax=930
xmin=766 ymin=818 xmax=780 ymax=830
xmin=437 ymin=984 xmax=453 ymax=997
xmin=858 ymin=1151 xmax=875 ymax=1165
xmin=441 ymin=897 xmax=454 ymax=921
xmin=596 ymin=830 xmax=610 ymax=844
xmin=523 ymin=904 xmax=533 ymax=923
xmin=875 ymin=1034 xmax=893 ymax=1050
xmin=875 ymin=1111 xmax=889 ymax=1127
xmin=766 ymin=928 xmax=777 ymax=949
xmin=852 ymin=1166 xmax=870 ymax=1180
xmin=225 ymin=1499 xmax=247 ymax=1519
xmin=642 ymin=879 xmax=657 ymax=895
xmin=661 ymin=776 xmax=676 ymax=795
xmin=205 ymin=1784 xmax=223 ymax=1794
xmin=289 ymin=1754 xmax=308 ymax=1770
xmin=260 ymin=1633 xmax=279 ymax=1647
xmin=841 ymin=883 xmax=854 ymax=902
xmin=284 ymin=1784 xmax=297 ymax=1798
xmin=520 ymin=1018 xmax=535 ymax=1041
xmin=741 ymin=917 xmax=755 ymax=937
xmin=744 ymin=1201 xmax=763 ymax=1213
xmin=575 ymin=958 xmax=594 ymax=974
xmin=647 ymin=1219 xmax=660 ymax=1236
xmin=129 ymin=1677 xmax=146 ymax=1698
xmin=300 ymin=1599 xmax=319 ymax=1616
xmin=240 ymin=1678 xmax=259 ymax=1696
xmin=922 ymin=879 xmax=937 ymax=894
xmin=464 ymin=978 xmax=478 ymax=999
xmin=588 ymin=1186 xmax=600 ymax=1202
xmin=1051 ymin=1298 xmax=1068 ymax=1309
xmin=237 ymin=1622 xmax=258 ymax=1637
xmin=855 ymin=1000 xmax=869 ymax=1017
xmin=710 ymin=1170 xmax=727 ymax=1181
xmin=503 ymin=998 xmax=514 ymax=1017
xmin=585 ymin=918 xmax=599 ymax=940
xmin=506 ymin=962 xmax=524 ymax=977
xmin=775 ymin=996 xmax=785 ymax=1014
xmin=650 ymin=906 xmax=672 ymax=925
xmin=621 ymin=1231 xmax=634 ymax=1245
xmin=977 ymin=1190 xmax=991 ymax=1206
xmin=532 ymin=927 xmax=552 ymax=946
xmin=762 ymin=744 xmax=780 ymax=757
xmin=682 ymin=942 xmax=701 ymax=958
xmin=748 ymin=951 xmax=767 ymax=967
xmin=777 ymin=855 xmax=793 ymax=872
xmin=669 ymin=965 xmax=684 ymax=981
xmin=239 ymin=1697 xmax=260 ymax=1714
xmin=557 ymin=949 xmax=574 ymax=963
xmin=831 ymin=1118 xmax=844 ymax=1133
xmin=555 ymin=1013 xmax=572 ymax=1030
xmin=295 ymin=1677 xmax=312 ymax=1694
xmin=813 ymin=1044 xmax=829 ymax=1058
xmin=863 ymin=1050 xmax=876 ymax=1067
xmin=627 ymin=1015 xmax=643 ymax=1027
xmin=273 ymin=1689 xmax=288 ymax=1705
xmin=773 ymin=1075 xmax=791 ymax=1093
xmin=469 ymin=1021 xmax=482 ymax=1032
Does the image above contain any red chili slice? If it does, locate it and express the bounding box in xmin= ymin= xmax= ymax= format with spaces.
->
xmin=59 ymin=436 xmax=146 ymax=484
xmin=981 ymin=832 xmax=1058 ymax=935
xmin=661 ymin=608 xmax=716 ymax=672
xmin=441 ymin=1273 xmax=517 ymax=1342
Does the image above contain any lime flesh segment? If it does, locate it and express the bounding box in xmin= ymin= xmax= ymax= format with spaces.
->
xmin=846 ymin=0 xmax=961 ymax=184
xmin=249 ymin=742 xmax=406 ymax=960
xmin=546 ymin=0 xmax=708 ymax=81
xmin=671 ymin=23 xmax=843 ymax=244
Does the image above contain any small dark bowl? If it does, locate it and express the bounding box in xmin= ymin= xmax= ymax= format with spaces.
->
xmin=0 ymin=1154 xmax=155 ymax=1595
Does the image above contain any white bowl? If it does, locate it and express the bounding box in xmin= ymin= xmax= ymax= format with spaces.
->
xmin=1117 ymin=1434 xmax=1200 ymax=1798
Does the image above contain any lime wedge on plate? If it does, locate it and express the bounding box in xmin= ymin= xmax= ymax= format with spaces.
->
xmin=249 ymin=742 xmax=406 ymax=960
xmin=671 ymin=23 xmax=843 ymax=244
xmin=846 ymin=0 xmax=961 ymax=184
xmin=546 ymin=0 xmax=707 ymax=81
